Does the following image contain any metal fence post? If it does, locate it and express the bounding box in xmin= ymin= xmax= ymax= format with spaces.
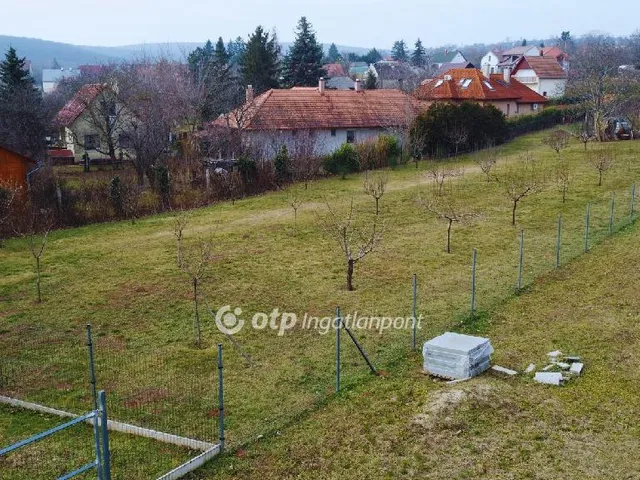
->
xmin=98 ymin=390 xmax=111 ymax=480
xmin=335 ymin=307 xmax=341 ymax=393
xmin=556 ymin=214 xmax=562 ymax=268
xmin=631 ymin=183 xmax=636 ymax=223
xmin=471 ymin=249 xmax=477 ymax=316
xmin=517 ymin=230 xmax=524 ymax=291
xmin=609 ymin=192 xmax=616 ymax=234
xmin=217 ymin=343 xmax=225 ymax=450
xmin=86 ymin=325 xmax=103 ymax=480
xmin=412 ymin=274 xmax=417 ymax=350
xmin=585 ymin=202 xmax=591 ymax=253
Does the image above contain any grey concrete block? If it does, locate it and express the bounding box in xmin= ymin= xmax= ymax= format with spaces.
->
xmin=524 ymin=363 xmax=536 ymax=373
xmin=491 ymin=365 xmax=518 ymax=376
xmin=569 ymin=362 xmax=584 ymax=375
xmin=534 ymin=372 xmax=563 ymax=385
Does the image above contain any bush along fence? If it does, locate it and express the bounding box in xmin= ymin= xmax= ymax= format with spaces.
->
xmin=0 ymin=325 xmax=226 ymax=480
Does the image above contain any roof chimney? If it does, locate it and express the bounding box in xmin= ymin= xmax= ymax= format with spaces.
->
xmin=444 ymin=74 xmax=452 ymax=81
xmin=482 ymin=62 xmax=491 ymax=78
xmin=503 ymin=67 xmax=511 ymax=84
xmin=319 ymin=77 xmax=326 ymax=95
xmin=355 ymin=78 xmax=362 ymax=92
xmin=246 ymin=85 xmax=254 ymax=103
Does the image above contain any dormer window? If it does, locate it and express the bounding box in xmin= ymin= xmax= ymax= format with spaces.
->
xmin=459 ymin=78 xmax=472 ymax=88
xmin=434 ymin=80 xmax=444 ymax=87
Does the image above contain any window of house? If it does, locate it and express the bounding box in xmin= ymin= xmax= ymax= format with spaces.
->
xmin=532 ymin=103 xmax=539 ymax=111
xmin=346 ymin=130 xmax=356 ymax=143
xmin=84 ymin=134 xmax=99 ymax=150
xmin=331 ymin=129 xmax=337 ymax=137
xmin=434 ymin=79 xmax=444 ymax=87
xmin=506 ymin=104 xmax=510 ymax=116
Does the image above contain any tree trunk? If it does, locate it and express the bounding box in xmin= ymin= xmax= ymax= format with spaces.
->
xmin=562 ymin=185 xmax=567 ymax=203
xmin=512 ymin=199 xmax=518 ymax=226
xmin=375 ymin=197 xmax=379 ymax=215
xmin=346 ymin=258 xmax=355 ymax=291
xmin=446 ymin=219 xmax=452 ymax=254
xmin=136 ymin=167 xmax=145 ymax=187
xmin=36 ymin=256 xmax=42 ymax=303
xmin=193 ymin=277 xmax=201 ymax=347
xmin=598 ymin=170 xmax=603 ymax=186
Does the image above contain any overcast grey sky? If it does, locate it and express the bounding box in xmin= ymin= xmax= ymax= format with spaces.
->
xmin=2 ymin=0 xmax=638 ymax=48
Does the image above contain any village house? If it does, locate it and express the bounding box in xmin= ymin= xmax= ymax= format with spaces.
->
xmin=53 ymin=84 xmax=134 ymax=164
xmin=374 ymin=60 xmax=426 ymax=90
xmin=541 ymin=46 xmax=570 ymax=70
xmin=0 ymin=145 xmax=36 ymax=189
xmin=211 ymin=79 xmax=420 ymax=158
xmin=42 ymin=67 xmax=80 ymax=93
xmin=414 ymin=68 xmax=548 ymax=117
xmin=430 ymin=50 xmax=467 ymax=68
xmin=511 ymin=55 xmax=567 ymax=98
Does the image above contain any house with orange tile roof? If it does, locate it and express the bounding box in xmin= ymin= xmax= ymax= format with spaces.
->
xmin=414 ymin=68 xmax=548 ymax=117
xmin=541 ymin=47 xmax=570 ymax=71
xmin=511 ymin=56 xmax=567 ymax=98
xmin=53 ymin=84 xmax=134 ymax=163
xmin=211 ymin=79 xmax=421 ymax=158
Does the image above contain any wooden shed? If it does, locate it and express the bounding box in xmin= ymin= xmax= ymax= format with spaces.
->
xmin=0 ymin=145 xmax=36 ymax=188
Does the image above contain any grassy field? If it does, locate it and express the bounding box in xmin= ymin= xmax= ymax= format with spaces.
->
xmin=1 ymin=131 xmax=639 ymax=478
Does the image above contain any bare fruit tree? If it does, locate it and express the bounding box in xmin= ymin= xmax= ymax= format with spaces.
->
xmin=318 ymin=199 xmax=383 ymax=291
xmin=23 ymin=210 xmax=55 ymax=303
xmin=362 ymin=171 xmax=389 ymax=215
xmin=426 ymin=161 xmax=463 ymax=195
xmin=287 ymin=188 xmax=304 ymax=234
xmin=501 ymin=152 xmax=544 ymax=225
xmin=542 ymin=129 xmax=571 ymax=157
xmin=418 ymin=184 xmax=474 ymax=254
xmin=174 ymin=214 xmax=213 ymax=347
xmin=474 ymin=147 xmax=498 ymax=182
xmin=446 ymin=124 xmax=469 ymax=156
xmin=589 ymin=147 xmax=615 ymax=186
xmin=555 ymin=160 xmax=572 ymax=203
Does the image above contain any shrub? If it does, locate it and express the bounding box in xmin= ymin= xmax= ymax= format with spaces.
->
xmin=324 ymin=143 xmax=360 ymax=178
xmin=507 ymin=107 xmax=565 ymax=137
xmin=274 ymin=145 xmax=292 ymax=183
xmin=109 ymin=176 xmax=124 ymax=216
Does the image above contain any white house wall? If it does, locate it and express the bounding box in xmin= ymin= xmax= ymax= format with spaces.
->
xmin=538 ymin=78 xmax=566 ymax=98
xmin=246 ymin=128 xmax=395 ymax=159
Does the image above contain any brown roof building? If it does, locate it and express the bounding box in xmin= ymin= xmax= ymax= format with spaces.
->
xmin=211 ymin=79 xmax=422 ymax=158
xmin=414 ymin=68 xmax=548 ymax=117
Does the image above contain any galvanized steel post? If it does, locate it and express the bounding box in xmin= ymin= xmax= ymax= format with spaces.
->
xmin=86 ymin=325 xmax=103 ymax=480
xmin=556 ymin=214 xmax=562 ymax=268
xmin=609 ymin=192 xmax=616 ymax=234
xmin=336 ymin=307 xmax=341 ymax=393
xmin=217 ymin=344 xmax=225 ymax=450
xmin=585 ymin=202 xmax=591 ymax=253
xmin=631 ymin=183 xmax=636 ymax=222
xmin=517 ymin=230 xmax=524 ymax=291
xmin=98 ymin=390 xmax=111 ymax=480
xmin=471 ymin=249 xmax=477 ymax=316
xmin=412 ymin=274 xmax=417 ymax=350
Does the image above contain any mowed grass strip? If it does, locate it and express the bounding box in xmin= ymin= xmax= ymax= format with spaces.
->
xmin=0 ymin=132 xmax=638 ymax=477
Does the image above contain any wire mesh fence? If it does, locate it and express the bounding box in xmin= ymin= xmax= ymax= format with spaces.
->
xmin=0 ymin=172 xmax=637 ymax=478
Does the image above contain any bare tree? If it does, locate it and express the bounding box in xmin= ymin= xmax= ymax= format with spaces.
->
xmin=588 ymin=147 xmax=615 ymax=186
xmin=362 ymin=171 xmax=389 ymax=215
xmin=426 ymin=161 xmax=463 ymax=195
xmin=555 ymin=159 xmax=572 ymax=203
xmin=542 ymin=129 xmax=571 ymax=156
xmin=474 ymin=147 xmax=498 ymax=182
xmin=287 ymin=188 xmax=304 ymax=234
xmin=501 ymin=152 xmax=544 ymax=225
xmin=23 ymin=211 xmax=55 ymax=303
xmin=418 ymin=184 xmax=474 ymax=254
xmin=174 ymin=215 xmax=213 ymax=347
xmin=318 ymin=199 xmax=383 ymax=291
xmin=446 ymin=124 xmax=469 ymax=156
xmin=567 ymin=35 xmax=631 ymax=141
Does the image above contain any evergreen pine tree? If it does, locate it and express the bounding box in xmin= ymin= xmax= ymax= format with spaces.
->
xmin=362 ymin=48 xmax=382 ymax=64
xmin=391 ymin=40 xmax=409 ymax=62
xmin=327 ymin=43 xmax=340 ymax=62
xmin=521 ymin=39 xmax=527 ymax=46
xmin=364 ymin=70 xmax=377 ymax=89
xmin=0 ymin=47 xmax=33 ymax=95
xmin=240 ymin=26 xmax=281 ymax=94
xmin=411 ymin=39 xmax=427 ymax=67
xmin=282 ymin=17 xmax=325 ymax=87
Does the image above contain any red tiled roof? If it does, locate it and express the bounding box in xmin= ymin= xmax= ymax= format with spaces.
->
xmin=415 ymin=69 xmax=520 ymax=101
xmin=541 ymin=47 xmax=569 ymax=61
xmin=488 ymin=75 xmax=548 ymax=104
xmin=415 ymin=68 xmax=548 ymax=105
xmin=323 ymin=63 xmax=346 ymax=77
xmin=514 ymin=56 xmax=567 ymax=79
xmin=213 ymin=88 xmax=421 ymax=131
xmin=54 ymin=84 xmax=104 ymax=128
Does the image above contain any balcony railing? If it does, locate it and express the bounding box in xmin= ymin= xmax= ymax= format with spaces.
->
xmin=515 ymin=76 xmax=538 ymax=84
